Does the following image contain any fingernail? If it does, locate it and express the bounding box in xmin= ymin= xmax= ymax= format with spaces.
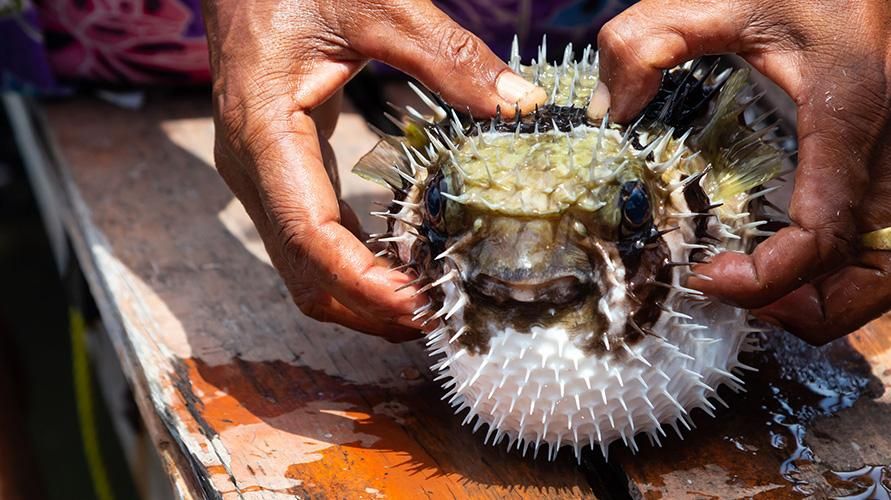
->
xmin=496 ymin=71 xmax=547 ymax=114
xmin=586 ymin=82 xmax=611 ymax=122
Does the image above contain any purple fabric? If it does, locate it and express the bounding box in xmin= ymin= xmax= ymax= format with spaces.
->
xmin=436 ymin=0 xmax=634 ymax=61
xmin=1 ymin=6 xmax=57 ymax=92
xmin=1 ymin=0 xmax=635 ymax=91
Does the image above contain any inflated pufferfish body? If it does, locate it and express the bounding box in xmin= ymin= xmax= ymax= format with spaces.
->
xmin=354 ymin=38 xmax=788 ymax=461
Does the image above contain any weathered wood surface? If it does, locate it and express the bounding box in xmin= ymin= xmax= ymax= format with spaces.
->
xmin=616 ymin=325 xmax=891 ymax=499
xmin=38 ymin=91 xmax=593 ymax=499
xmin=35 ymin=88 xmax=891 ymax=499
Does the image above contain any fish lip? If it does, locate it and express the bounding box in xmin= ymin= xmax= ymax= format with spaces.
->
xmin=467 ymin=273 xmax=588 ymax=305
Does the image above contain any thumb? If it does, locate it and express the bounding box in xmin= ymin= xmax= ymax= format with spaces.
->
xmin=348 ymin=2 xmax=546 ymax=117
xmin=595 ymin=0 xmax=788 ymax=123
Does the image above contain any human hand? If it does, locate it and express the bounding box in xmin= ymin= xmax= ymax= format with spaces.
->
xmin=200 ymin=0 xmax=547 ymax=341
xmin=592 ymin=0 xmax=891 ymax=343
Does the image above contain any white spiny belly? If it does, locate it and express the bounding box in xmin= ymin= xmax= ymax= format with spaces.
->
xmin=428 ymin=280 xmax=756 ymax=461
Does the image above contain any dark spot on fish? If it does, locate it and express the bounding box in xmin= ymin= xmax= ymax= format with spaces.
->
xmin=479 ymin=105 xmax=588 ymax=134
xmin=682 ymin=173 xmax=716 ymax=241
xmin=636 ymin=58 xmax=726 ymax=134
xmin=625 ymin=240 xmax=672 ymax=339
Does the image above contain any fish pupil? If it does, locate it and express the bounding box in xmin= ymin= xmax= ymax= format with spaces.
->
xmin=621 ymin=181 xmax=651 ymax=229
xmin=618 ymin=181 xmax=657 ymax=262
xmin=425 ymin=172 xmax=448 ymax=222
xmin=423 ymin=171 xmax=450 ymax=256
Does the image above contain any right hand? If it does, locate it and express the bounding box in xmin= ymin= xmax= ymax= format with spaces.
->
xmin=591 ymin=0 xmax=891 ymax=344
xmin=199 ymin=0 xmax=547 ymax=341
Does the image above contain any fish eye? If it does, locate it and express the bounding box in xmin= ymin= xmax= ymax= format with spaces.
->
xmin=424 ymin=172 xmax=449 ymax=229
xmin=620 ymin=181 xmax=651 ymax=229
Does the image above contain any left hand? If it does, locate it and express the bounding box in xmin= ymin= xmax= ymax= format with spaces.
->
xmin=591 ymin=0 xmax=891 ymax=344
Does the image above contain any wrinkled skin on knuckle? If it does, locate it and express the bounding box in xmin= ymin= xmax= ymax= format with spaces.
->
xmin=212 ymin=67 xmax=294 ymax=164
xmin=814 ymin=226 xmax=857 ymax=272
xmin=440 ymin=28 xmax=479 ymax=68
xmin=597 ymin=18 xmax=638 ymax=68
xmin=781 ymin=219 xmax=856 ymax=277
xmin=212 ymin=85 xmax=250 ymax=155
xmin=212 ymin=139 xmax=248 ymax=192
xmin=292 ymin=289 xmax=331 ymax=323
xmin=432 ymin=25 xmax=497 ymax=83
xmin=275 ymin=210 xmax=319 ymax=274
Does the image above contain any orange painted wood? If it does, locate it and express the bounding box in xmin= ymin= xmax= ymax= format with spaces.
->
xmin=39 ymin=92 xmax=594 ymax=499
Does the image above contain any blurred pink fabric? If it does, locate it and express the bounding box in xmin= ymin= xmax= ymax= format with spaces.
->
xmin=2 ymin=0 xmax=632 ymax=89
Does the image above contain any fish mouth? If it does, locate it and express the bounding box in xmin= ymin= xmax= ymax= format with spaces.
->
xmin=467 ymin=273 xmax=589 ymax=305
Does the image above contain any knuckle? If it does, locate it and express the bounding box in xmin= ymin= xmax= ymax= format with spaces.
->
xmin=597 ymin=20 xmax=622 ymax=50
xmin=814 ymin=225 xmax=856 ymax=267
xmin=438 ymin=27 xmax=483 ymax=69
xmin=279 ymin=217 xmax=315 ymax=264
xmin=294 ymin=294 xmax=330 ymax=323
xmin=597 ymin=19 xmax=637 ymax=61
xmin=216 ymin=94 xmax=267 ymax=158
xmin=212 ymin=70 xmax=298 ymax=155
xmin=214 ymin=93 xmax=249 ymax=148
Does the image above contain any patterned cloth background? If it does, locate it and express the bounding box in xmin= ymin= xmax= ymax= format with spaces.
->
xmin=0 ymin=0 xmax=633 ymax=92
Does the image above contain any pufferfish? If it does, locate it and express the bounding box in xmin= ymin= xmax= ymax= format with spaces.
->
xmin=354 ymin=38 xmax=789 ymax=461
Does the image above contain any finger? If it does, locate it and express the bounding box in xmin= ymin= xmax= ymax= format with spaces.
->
xmin=248 ymin=106 xmax=427 ymax=321
xmin=596 ymin=0 xmax=752 ymax=122
xmin=603 ymin=1 xmax=881 ymax=306
xmin=297 ymin=294 xmax=423 ymax=342
xmin=345 ymin=1 xmax=546 ymax=117
xmin=690 ymin=68 xmax=881 ymax=308
xmin=217 ymin=135 xmax=424 ymax=340
xmin=753 ymin=252 xmax=891 ymax=345
xmin=594 ymin=0 xmax=815 ymax=123
xmin=689 ymin=130 xmax=864 ymax=308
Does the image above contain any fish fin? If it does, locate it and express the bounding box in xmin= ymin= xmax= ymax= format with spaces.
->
xmin=698 ymin=68 xmax=786 ymax=200
xmin=352 ymin=135 xmax=409 ymax=189
xmin=696 ymin=69 xmax=750 ymax=153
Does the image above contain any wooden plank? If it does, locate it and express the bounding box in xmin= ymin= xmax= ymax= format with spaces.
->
xmin=36 ymin=91 xmax=595 ymax=499
xmin=615 ymin=321 xmax=891 ymax=499
xmin=32 ymin=85 xmax=891 ymax=499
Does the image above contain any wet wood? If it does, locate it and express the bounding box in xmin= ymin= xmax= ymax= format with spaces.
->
xmin=34 ymin=91 xmax=594 ymax=499
xmin=614 ymin=321 xmax=891 ymax=499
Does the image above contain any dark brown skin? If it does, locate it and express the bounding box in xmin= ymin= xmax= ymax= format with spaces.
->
xmin=200 ymin=0 xmax=547 ymax=341
xmin=594 ymin=0 xmax=891 ymax=344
